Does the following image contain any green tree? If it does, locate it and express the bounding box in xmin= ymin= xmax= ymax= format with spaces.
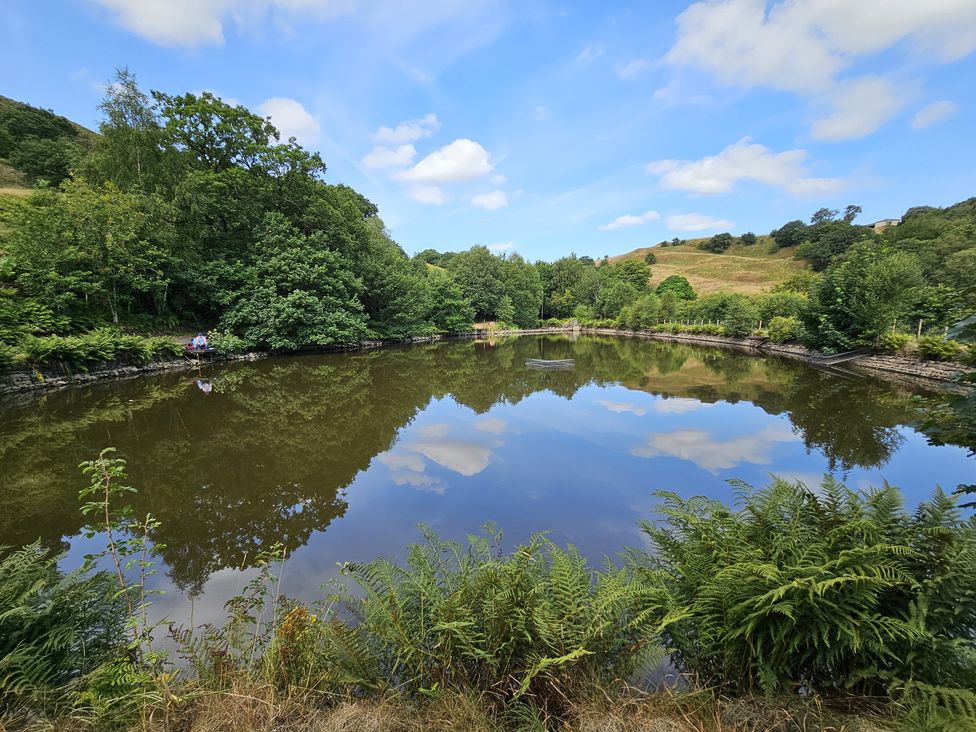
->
xmin=220 ymin=214 xmax=369 ymax=349
xmin=700 ymin=232 xmax=734 ymax=253
xmin=448 ymin=246 xmax=506 ymax=321
xmin=595 ymin=280 xmax=638 ymax=318
xmin=805 ymin=241 xmax=922 ymax=351
xmin=426 ymin=269 xmax=474 ymax=332
xmin=739 ymin=231 xmax=757 ymax=246
xmin=500 ymin=254 xmax=542 ymax=328
xmin=655 ymin=275 xmax=696 ymax=301
xmin=770 ymin=220 xmax=809 ymax=249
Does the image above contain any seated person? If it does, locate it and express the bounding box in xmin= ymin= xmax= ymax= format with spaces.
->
xmin=191 ymin=333 xmax=208 ymax=350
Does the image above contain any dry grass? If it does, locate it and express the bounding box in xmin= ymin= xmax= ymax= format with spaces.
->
xmin=109 ymin=680 xmax=896 ymax=732
xmin=609 ymin=239 xmax=809 ymax=296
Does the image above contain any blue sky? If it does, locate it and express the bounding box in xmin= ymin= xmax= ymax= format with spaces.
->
xmin=2 ymin=1 xmax=974 ymax=260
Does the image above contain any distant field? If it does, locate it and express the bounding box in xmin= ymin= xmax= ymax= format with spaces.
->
xmin=609 ymin=236 xmax=809 ymax=295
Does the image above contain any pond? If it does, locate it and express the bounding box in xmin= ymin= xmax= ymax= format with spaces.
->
xmin=1 ymin=335 xmax=972 ymax=628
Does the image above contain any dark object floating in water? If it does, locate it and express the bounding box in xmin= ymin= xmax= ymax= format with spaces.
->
xmin=526 ymin=358 xmax=575 ymax=370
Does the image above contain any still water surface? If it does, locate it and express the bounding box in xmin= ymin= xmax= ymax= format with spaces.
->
xmin=1 ymin=335 xmax=972 ymax=626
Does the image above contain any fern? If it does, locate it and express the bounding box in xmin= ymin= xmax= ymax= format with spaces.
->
xmin=630 ymin=476 xmax=976 ymax=724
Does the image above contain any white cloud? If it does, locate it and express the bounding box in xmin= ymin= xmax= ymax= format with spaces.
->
xmin=471 ymin=190 xmax=508 ymax=210
xmin=256 ymin=97 xmax=320 ymax=145
xmin=375 ymin=113 xmax=441 ymax=144
xmin=666 ymin=0 xmax=976 ymax=140
xmin=474 ymin=417 xmax=507 ymax=434
xmin=395 ymin=138 xmax=493 ymax=184
xmin=362 ymin=144 xmax=416 ymax=169
xmin=532 ymin=105 xmax=549 ymax=121
xmin=377 ymin=452 xmax=426 ymax=473
xmin=912 ymin=99 xmax=959 ymax=129
xmin=408 ymin=439 xmax=493 ymax=476
xmin=486 ymin=242 xmax=515 ymax=254
xmin=652 ymin=398 xmax=712 ymax=414
xmin=668 ymin=0 xmax=976 ymax=94
xmin=647 ymin=137 xmax=843 ymax=195
xmin=407 ymin=185 xmax=446 ymax=205
xmin=93 ymin=0 xmax=356 ymax=48
xmin=665 ymin=212 xmax=735 ymax=232
xmin=615 ymin=57 xmax=653 ymax=79
xmin=595 ymin=400 xmax=648 ymax=416
xmin=600 ymin=210 xmax=660 ymax=231
xmin=631 ymin=424 xmax=798 ymax=473
xmin=810 ymin=77 xmax=905 ymax=141
xmin=576 ymin=44 xmax=604 ymax=63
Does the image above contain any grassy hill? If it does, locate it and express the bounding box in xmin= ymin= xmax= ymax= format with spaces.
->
xmin=0 ymin=95 xmax=94 ymax=192
xmin=609 ymin=236 xmax=810 ymax=295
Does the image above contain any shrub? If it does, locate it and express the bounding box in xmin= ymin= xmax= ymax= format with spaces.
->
xmin=876 ymin=332 xmax=912 ymax=352
xmin=20 ymin=329 xmax=183 ymax=370
xmin=312 ymin=527 xmax=662 ymax=714
xmin=766 ymin=315 xmax=801 ymax=344
xmin=0 ymin=544 xmax=126 ymax=717
xmin=631 ymin=478 xmax=976 ymax=709
xmin=917 ymin=336 xmax=964 ymax=361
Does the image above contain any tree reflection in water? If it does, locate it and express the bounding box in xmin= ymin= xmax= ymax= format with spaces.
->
xmin=0 ymin=336 xmax=968 ymax=594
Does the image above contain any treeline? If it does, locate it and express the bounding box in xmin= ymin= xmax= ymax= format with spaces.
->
xmin=2 ymin=71 xmax=975 ymax=371
xmin=0 ymin=70 xmax=480 ymax=370
xmin=2 ymin=454 xmax=974 ymax=729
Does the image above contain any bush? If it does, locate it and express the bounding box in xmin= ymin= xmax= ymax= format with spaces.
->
xmin=632 ymin=478 xmax=976 ymax=708
xmin=876 ymin=332 xmax=912 ymax=352
xmin=20 ymin=329 xmax=183 ymax=370
xmin=917 ymin=336 xmax=964 ymax=361
xmin=206 ymin=329 xmax=247 ymax=354
xmin=312 ymin=527 xmax=662 ymax=713
xmin=0 ymin=544 xmax=126 ymax=717
xmin=766 ymin=315 xmax=801 ymax=344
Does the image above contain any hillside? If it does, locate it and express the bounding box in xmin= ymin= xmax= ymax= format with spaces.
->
xmin=609 ymin=236 xmax=810 ymax=295
xmin=0 ymin=95 xmax=94 ymax=192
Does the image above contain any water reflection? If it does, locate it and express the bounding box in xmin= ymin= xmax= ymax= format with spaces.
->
xmin=0 ymin=336 xmax=971 ymax=601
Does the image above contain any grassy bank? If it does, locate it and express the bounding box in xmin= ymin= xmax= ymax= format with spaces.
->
xmin=1 ymin=451 xmax=974 ymax=731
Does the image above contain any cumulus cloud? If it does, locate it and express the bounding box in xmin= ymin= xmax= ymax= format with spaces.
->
xmin=256 ymin=97 xmax=320 ymax=145
xmin=471 ymin=190 xmax=508 ymax=210
xmin=375 ymin=113 xmax=441 ymax=144
xmin=595 ymin=400 xmax=648 ymax=416
xmin=652 ymin=398 xmax=712 ymax=414
xmin=486 ymin=242 xmax=515 ymax=254
xmin=631 ymin=423 xmax=799 ymax=473
xmin=665 ymin=212 xmax=735 ymax=232
xmin=408 ymin=439 xmax=493 ymax=476
xmin=912 ymin=100 xmax=959 ymax=129
xmin=362 ymin=144 xmax=416 ymax=169
xmin=810 ymin=77 xmax=905 ymax=141
xmin=615 ymin=57 xmax=653 ymax=79
xmin=395 ymin=138 xmax=493 ymax=184
xmin=93 ymin=0 xmax=356 ymax=47
xmin=666 ymin=0 xmax=976 ymax=139
xmin=668 ymin=0 xmax=976 ymax=94
xmin=647 ymin=138 xmax=843 ymax=195
xmin=600 ymin=210 xmax=660 ymax=231
xmin=474 ymin=417 xmax=507 ymax=434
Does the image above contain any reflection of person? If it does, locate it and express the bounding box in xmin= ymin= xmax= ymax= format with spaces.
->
xmin=196 ymin=379 xmax=213 ymax=394
xmin=192 ymin=333 xmax=208 ymax=349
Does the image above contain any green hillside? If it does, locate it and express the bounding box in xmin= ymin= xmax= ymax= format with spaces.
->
xmin=0 ymin=94 xmax=94 ymax=191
